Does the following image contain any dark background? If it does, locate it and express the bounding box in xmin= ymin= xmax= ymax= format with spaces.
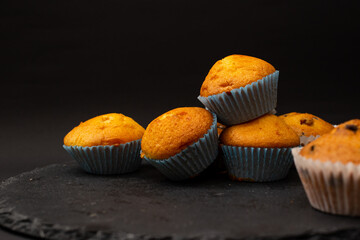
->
xmin=1 ymin=0 xmax=359 ymax=239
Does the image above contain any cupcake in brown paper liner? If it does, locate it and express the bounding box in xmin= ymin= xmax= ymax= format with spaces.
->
xmin=292 ymin=119 xmax=360 ymax=216
xmin=280 ymin=112 xmax=334 ymax=146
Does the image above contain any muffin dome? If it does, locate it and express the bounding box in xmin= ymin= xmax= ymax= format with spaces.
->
xmin=279 ymin=112 xmax=334 ymax=137
xmin=330 ymin=119 xmax=360 ymax=136
xmin=64 ymin=113 xmax=145 ymax=147
xmin=200 ymin=54 xmax=276 ymax=97
xmin=220 ymin=114 xmax=299 ymax=148
xmin=141 ymin=107 xmax=214 ymax=160
xmin=300 ymin=119 xmax=360 ymax=163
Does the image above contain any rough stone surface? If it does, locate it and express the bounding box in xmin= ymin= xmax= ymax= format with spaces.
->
xmin=1 ymin=162 xmax=360 ymax=240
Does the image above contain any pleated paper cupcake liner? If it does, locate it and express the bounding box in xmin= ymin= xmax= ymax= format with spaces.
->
xmin=292 ymin=147 xmax=360 ymax=216
xmin=63 ymin=139 xmax=142 ymax=175
xmin=144 ymin=113 xmax=218 ymax=181
xmin=221 ymin=145 xmax=293 ymax=182
xmin=198 ymin=71 xmax=279 ymax=125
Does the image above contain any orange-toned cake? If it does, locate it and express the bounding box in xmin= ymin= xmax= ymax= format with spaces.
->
xmin=200 ymin=54 xmax=276 ymax=97
xmin=280 ymin=112 xmax=334 ymax=137
xmin=64 ymin=113 xmax=145 ymax=147
xmin=300 ymin=119 xmax=360 ymax=163
xmin=220 ymin=114 xmax=299 ymax=182
xmin=141 ymin=107 xmax=214 ymax=160
xmin=220 ymin=114 xmax=299 ymax=148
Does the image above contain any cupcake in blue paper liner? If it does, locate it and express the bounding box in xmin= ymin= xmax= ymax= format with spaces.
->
xmin=63 ymin=113 xmax=145 ymax=175
xmin=141 ymin=107 xmax=218 ymax=181
xmin=219 ymin=114 xmax=300 ymax=182
xmin=198 ymin=54 xmax=278 ymax=125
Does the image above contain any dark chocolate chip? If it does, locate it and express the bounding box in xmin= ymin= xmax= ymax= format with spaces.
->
xmin=283 ymin=114 xmax=288 ymax=117
xmin=310 ymin=145 xmax=315 ymax=151
xmin=345 ymin=124 xmax=358 ymax=133
xmin=300 ymin=118 xmax=314 ymax=126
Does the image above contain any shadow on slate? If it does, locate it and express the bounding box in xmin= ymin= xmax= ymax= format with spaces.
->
xmin=1 ymin=162 xmax=360 ymax=240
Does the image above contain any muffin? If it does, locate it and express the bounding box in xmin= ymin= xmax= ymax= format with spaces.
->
xmin=63 ymin=113 xmax=145 ymax=174
xmin=141 ymin=107 xmax=218 ymax=180
xmin=280 ymin=112 xmax=334 ymax=146
xmin=330 ymin=119 xmax=360 ymax=135
xmin=292 ymin=119 xmax=360 ymax=216
xmin=198 ymin=54 xmax=279 ymax=125
xmin=220 ymin=114 xmax=299 ymax=182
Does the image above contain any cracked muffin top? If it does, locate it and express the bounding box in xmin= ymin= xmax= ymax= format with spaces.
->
xmin=279 ymin=112 xmax=334 ymax=137
xmin=219 ymin=114 xmax=299 ymax=148
xmin=64 ymin=113 xmax=145 ymax=147
xmin=200 ymin=54 xmax=276 ymax=97
xmin=141 ymin=107 xmax=214 ymax=160
xmin=300 ymin=119 xmax=360 ymax=163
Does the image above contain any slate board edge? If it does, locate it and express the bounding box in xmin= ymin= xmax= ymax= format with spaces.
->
xmin=1 ymin=164 xmax=360 ymax=240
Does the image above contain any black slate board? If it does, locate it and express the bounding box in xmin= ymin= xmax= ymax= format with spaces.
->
xmin=1 ymin=162 xmax=360 ymax=240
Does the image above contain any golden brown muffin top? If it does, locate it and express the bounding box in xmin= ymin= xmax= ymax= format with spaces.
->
xmin=141 ymin=107 xmax=214 ymax=160
xmin=330 ymin=119 xmax=360 ymax=136
xmin=200 ymin=54 xmax=276 ymax=97
xmin=64 ymin=113 xmax=145 ymax=147
xmin=279 ymin=112 xmax=334 ymax=137
xmin=300 ymin=119 xmax=360 ymax=164
xmin=220 ymin=114 xmax=300 ymax=148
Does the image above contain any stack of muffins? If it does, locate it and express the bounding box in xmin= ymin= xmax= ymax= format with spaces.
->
xmin=141 ymin=55 xmax=298 ymax=181
xmin=63 ymin=54 xmax=359 ymax=216
xmin=199 ymin=55 xmax=302 ymax=182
